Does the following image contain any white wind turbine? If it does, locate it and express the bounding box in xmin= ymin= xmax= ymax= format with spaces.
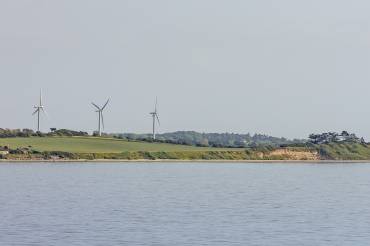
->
xmin=150 ymin=98 xmax=160 ymax=140
xmin=91 ymin=99 xmax=110 ymax=136
xmin=32 ymin=89 xmax=45 ymax=132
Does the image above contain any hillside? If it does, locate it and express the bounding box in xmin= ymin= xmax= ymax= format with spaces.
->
xmin=0 ymin=136 xmax=236 ymax=153
xmin=316 ymin=142 xmax=370 ymax=160
xmin=1 ymin=136 xmax=370 ymax=161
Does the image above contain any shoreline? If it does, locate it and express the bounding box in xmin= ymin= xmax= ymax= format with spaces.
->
xmin=1 ymin=159 xmax=370 ymax=163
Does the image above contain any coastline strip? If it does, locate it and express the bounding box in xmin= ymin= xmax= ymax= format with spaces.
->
xmin=1 ymin=159 xmax=370 ymax=163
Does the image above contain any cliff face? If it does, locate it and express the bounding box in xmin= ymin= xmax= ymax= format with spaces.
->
xmin=265 ymin=143 xmax=370 ymax=161
xmin=265 ymin=149 xmax=319 ymax=160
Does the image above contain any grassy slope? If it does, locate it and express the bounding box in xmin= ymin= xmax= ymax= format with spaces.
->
xmin=0 ymin=136 xmax=240 ymax=153
xmin=317 ymin=142 xmax=370 ymax=160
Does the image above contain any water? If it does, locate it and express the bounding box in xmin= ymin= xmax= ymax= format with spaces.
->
xmin=0 ymin=162 xmax=370 ymax=246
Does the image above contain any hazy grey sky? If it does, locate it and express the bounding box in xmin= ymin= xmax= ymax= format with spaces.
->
xmin=0 ymin=0 xmax=369 ymax=139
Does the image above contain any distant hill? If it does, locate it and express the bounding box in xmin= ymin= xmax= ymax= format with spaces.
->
xmin=117 ymin=131 xmax=305 ymax=148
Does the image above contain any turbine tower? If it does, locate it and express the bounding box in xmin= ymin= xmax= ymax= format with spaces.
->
xmin=150 ymin=98 xmax=160 ymax=140
xmin=91 ymin=99 xmax=110 ymax=136
xmin=32 ymin=89 xmax=45 ymax=132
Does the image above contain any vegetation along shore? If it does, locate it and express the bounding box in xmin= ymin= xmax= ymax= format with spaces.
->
xmin=1 ymin=129 xmax=370 ymax=162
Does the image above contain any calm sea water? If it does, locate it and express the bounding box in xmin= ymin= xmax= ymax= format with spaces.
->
xmin=0 ymin=162 xmax=370 ymax=246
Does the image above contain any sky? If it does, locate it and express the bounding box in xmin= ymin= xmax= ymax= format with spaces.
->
xmin=0 ymin=0 xmax=369 ymax=139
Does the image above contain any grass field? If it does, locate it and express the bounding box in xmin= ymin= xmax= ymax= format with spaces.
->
xmin=0 ymin=137 xmax=237 ymax=153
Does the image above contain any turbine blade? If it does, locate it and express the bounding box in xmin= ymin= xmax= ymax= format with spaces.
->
xmin=32 ymin=109 xmax=39 ymax=115
xmin=41 ymin=107 xmax=49 ymax=118
xmin=156 ymin=114 xmax=160 ymax=126
xmin=101 ymin=113 xmax=105 ymax=130
xmin=102 ymin=98 xmax=110 ymax=110
xmin=155 ymin=97 xmax=158 ymax=112
xmin=40 ymin=89 xmax=42 ymax=106
xmin=91 ymin=102 xmax=100 ymax=110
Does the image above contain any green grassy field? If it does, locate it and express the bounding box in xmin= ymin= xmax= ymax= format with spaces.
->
xmin=0 ymin=137 xmax=237 ymax=153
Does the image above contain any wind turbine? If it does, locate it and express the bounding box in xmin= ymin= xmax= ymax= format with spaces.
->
xmin=150 ymin=98 xmax=160 ymax=140
xmin=91 ymin=99 xmax=110 ymax=136
xmin=32 ymin=89 xmax=45 ymax=132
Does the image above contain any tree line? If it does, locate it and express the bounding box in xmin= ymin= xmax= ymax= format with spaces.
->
xmin=0 ymin=128 xmax=88 ymax=138
xmin=116 ymin=131 xmax=304 ymax=148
